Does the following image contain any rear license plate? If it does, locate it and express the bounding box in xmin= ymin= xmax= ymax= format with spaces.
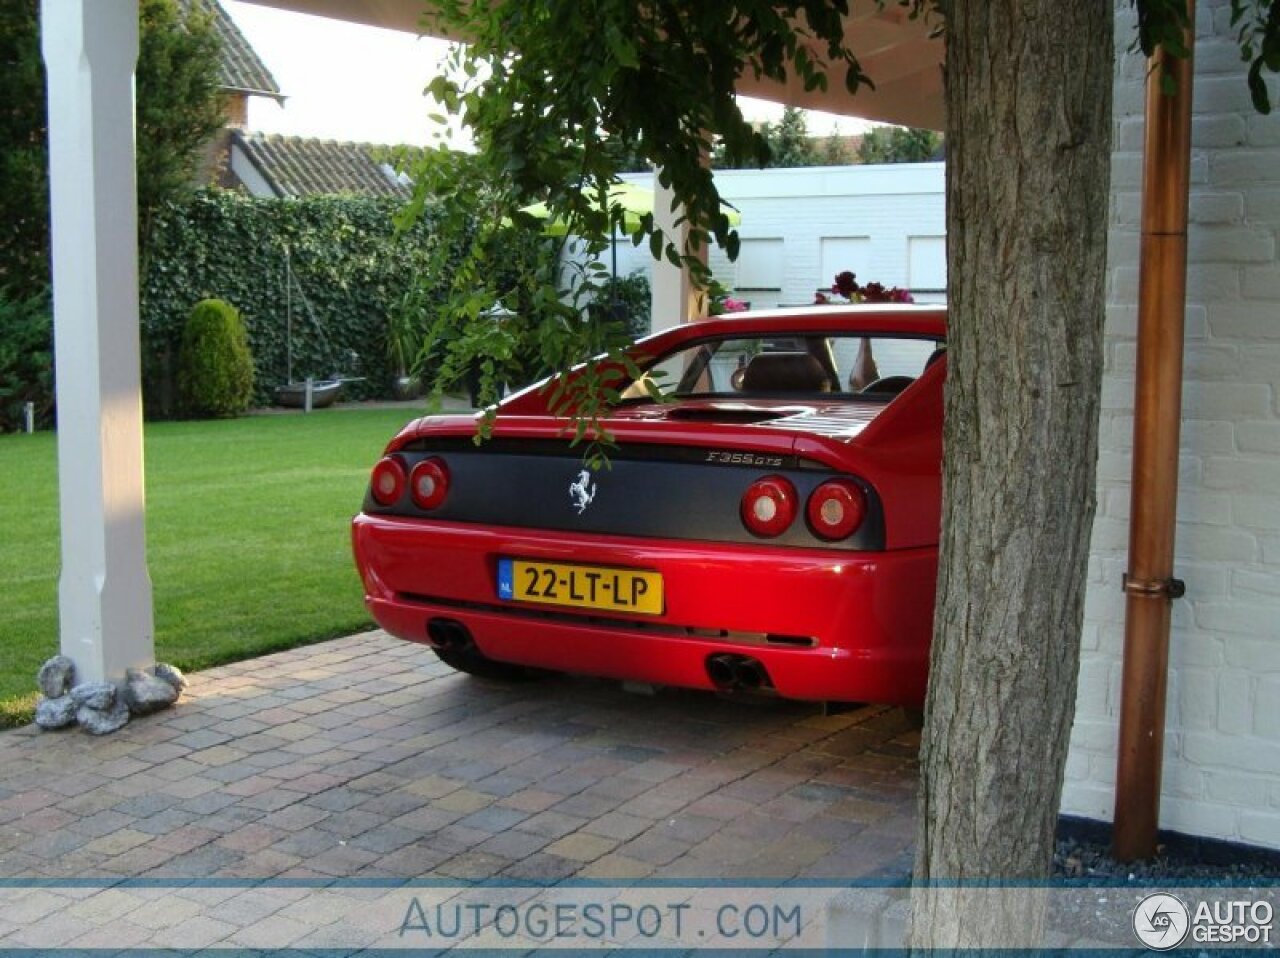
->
xmin=497 ymin=558 xmax=664 ymax=616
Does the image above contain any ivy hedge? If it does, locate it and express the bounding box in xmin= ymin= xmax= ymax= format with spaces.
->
xmin=141 ymin=190 xmax=551 ymax=415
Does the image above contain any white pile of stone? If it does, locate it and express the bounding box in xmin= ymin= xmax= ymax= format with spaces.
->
xmin=34 ymin=656 xmax=187 ymax=734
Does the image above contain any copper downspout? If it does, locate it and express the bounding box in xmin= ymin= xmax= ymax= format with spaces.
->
xmin=1112 ymin=2 xmax=1195 ymax=862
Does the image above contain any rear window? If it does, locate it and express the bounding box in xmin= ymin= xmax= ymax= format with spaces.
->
xmin=620 ymin=332 xmax=945 ymax=401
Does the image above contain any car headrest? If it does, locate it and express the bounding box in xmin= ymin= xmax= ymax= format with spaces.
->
xmin=741 ymin=352 xmax=831 ymax=393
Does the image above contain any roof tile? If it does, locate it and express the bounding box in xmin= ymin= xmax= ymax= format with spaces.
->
xmin=232 ymin=131 xmax=413 ymax=198
xmin=185 ymin=0 xmax=283 ymax=101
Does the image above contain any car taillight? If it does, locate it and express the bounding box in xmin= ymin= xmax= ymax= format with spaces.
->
xmin=806 ymin=480 xmax=867 ymax=541
xmin=740 ymin=476 xmax=797 ymax=538
xmin=369 ymin=456 xmax=406 ymax=507
xmin=409 ymin=457 xmax=449 ymax=510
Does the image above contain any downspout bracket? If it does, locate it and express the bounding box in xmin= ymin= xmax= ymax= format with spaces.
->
xmin=1121 ymin=574 xmax=1186 ymax=600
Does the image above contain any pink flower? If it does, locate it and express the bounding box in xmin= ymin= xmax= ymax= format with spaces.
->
xmin=821 ymin=269 xmax=914 ymax=305
xmin=723 ymin=297 xmax=748 ymax=313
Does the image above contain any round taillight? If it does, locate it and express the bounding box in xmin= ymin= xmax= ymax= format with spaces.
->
xmin=370 ymin=456 xmax=406 ymax=507
xmin=806 ymin=480 xmax=868 ymax=541
xmin=740 ymin=476 xmax=798 ymax=538
xmin=409 ymin=457 xmax=449 ymax=510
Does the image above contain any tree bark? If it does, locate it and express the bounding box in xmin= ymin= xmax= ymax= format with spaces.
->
xmin=911 ymin=0 xmax=1113 ymax=947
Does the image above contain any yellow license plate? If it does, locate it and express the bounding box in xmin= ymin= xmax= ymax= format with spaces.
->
xmin=497 ymin=558 xmax=664 ymax=616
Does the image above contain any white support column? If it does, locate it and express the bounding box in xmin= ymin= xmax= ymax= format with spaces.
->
xmin=42 ymin=0 xmax=155 ymax=685
xmin=648 ymin=171 xmax=708 ymax=334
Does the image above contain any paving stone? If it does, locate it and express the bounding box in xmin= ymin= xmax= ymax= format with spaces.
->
xmin=305 ymin=843 xmax=382 ymax=877
xmin=652 ymin=813 xmax=724 ymax=844
xmin=346 ymin=824 xmax=419 ymax=854
xmin=194 ymin=806 xmax=267 ymax=834
xmin=683 ymin=793 xmax=757 ymax=821
xmin=543 ymin=832 xmax=619 ymax=863
xmin=16 ymin=829 xmax=93 ymax=860
xmin=178 ymin=791 xmax=240 ymax=815
xmin=582 ymin=811 xmax=651 ymax=842
xmin=216 ymin=822 xmax=288 ymax=853
xmin=145 ymin=843 xmax=244 ymax=878
xmin=81 ymin=828 xmax=153 ymax=857
xmin=576 ymin=852 xmax=658 ymax=879
xmin=269 ymin=827 xmax=342 ymax=858
xmin=235 ymin=788 xmax=307 ymax=812
xmin=826 ymin=797 xmax=898 ymax=823
xmin=97 ymin=842 xmax=175 ymax=875
xmin=259 ymin=803 xmax=331 ymax=832
xmin=497 ymin=788 xmax=562 ymax=814
xmin=614 ymin=791 xmax=689 ymax=821
xmin=355 ymin=790 xmax=430 ymax=818
xmin=437 ymin=850 xmax=514 ymax=880
xmin=65 ymin=918 xmax=156 ymax=950
xmin=614 ymin=833 xmax=690 ymax=866
xmin=171 ymin=729 xmax=233 ymax=750
xmin=432 ymin=788 xmax=494 ymax=814
xmin=553 ymin=791 xmax=625 ymax=819
xmin=67 ymin=809 xmax=134 ymax=838
xmin=11 ymin=807 xmax=78 ymax=832
xmin=473 ymin=828 xmax=552 ymax=861
xmin=455 ymin=805 xmax=530 ymax=833
xmin=110 ymin=792 xmax=183 ymax=817
xmin=577 ymin=776 xmax=652 ymax=803
xmin=313 ymin=808 xmax=384 ymax=839
xmin=499 ymin=851 xmax=581 ymax=882
xmin=149 ymin=825 xmax=220 ymax=855
xmin=2 ymin=911 xmax=96 ymax=948
xmin=515 ymin=810 xmax=588 ymax=841
xmin=304 ymin=788 xmax=371 ymax=813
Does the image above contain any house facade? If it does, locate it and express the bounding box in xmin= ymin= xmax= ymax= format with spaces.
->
xmin=1063 ymin=2 xmax=1280 ymax=850
xmin=612 ymin=163 xmax=946 ymax=312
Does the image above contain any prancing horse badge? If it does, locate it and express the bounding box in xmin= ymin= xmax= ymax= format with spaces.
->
xmin=568 ymin=469 xmax=596 ymax=515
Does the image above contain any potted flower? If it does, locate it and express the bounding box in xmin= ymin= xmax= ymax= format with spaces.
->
xmin=386 ymin=298 xmax=424 ymax=400
xmin=814 ymin=272 xmax=915 ymax=390
xmin=705 ymin=279 xmax=750 ymax=316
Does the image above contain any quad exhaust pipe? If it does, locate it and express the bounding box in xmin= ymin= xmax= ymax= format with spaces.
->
xmin=706 ymin=653 xmax=772 ymax=692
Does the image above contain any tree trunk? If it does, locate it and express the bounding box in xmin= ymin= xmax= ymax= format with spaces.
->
xmin=911 ymin=0 xmax=1113 ymax=947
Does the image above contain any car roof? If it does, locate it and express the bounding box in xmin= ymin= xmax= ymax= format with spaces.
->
xmin=636 ymin=303 xmax=947 ymax=350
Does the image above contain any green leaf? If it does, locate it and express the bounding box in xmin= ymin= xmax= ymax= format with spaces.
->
xmin=1248 ymin=58 xmax=1273 ymax=113
xmin=725 ymin=231 xmax=741 ymax=261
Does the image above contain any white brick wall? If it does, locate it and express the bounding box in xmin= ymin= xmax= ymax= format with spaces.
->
xmin=612 ymin=164 xmax=947 ymax=307
xmin=1060 ymin=0 xmax=1280 ymax=850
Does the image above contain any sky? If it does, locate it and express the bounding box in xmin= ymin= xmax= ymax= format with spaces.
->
xmin=221 ymin=1 xmax=875 ymax=148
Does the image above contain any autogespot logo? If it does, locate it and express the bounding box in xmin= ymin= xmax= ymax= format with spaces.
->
xmin=1133 ymin=893 xmax=1191 ymax=951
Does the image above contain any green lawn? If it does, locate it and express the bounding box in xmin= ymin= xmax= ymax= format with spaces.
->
xmin=0 ymin=407 xmax=423 ymax=727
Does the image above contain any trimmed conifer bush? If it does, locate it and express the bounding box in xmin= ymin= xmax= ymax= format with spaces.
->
xmin=177 ymin=298 xmax=254 ymax=418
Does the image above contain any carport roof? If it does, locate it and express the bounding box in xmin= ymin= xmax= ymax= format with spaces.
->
xmin=239 ymin=0 xmax=945 ymax=129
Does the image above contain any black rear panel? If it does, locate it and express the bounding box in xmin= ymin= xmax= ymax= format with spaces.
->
xmin=366 ymin=440 xmax=885 ymax=551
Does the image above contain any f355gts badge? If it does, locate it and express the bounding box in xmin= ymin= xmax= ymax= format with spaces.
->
xmin=569 ymin=469 xmax=597 ymax=515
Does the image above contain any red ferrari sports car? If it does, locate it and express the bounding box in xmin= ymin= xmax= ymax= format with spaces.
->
xmin=352 ymin=306 xmax=944 ymax=706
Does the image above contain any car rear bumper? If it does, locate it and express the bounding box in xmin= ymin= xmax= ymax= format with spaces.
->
xmin=352 ymin=513 xmax=935 ymax=705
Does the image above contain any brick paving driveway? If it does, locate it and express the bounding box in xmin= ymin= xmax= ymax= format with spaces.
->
xmin=0 ymin=631 xmax=919 ymax=884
